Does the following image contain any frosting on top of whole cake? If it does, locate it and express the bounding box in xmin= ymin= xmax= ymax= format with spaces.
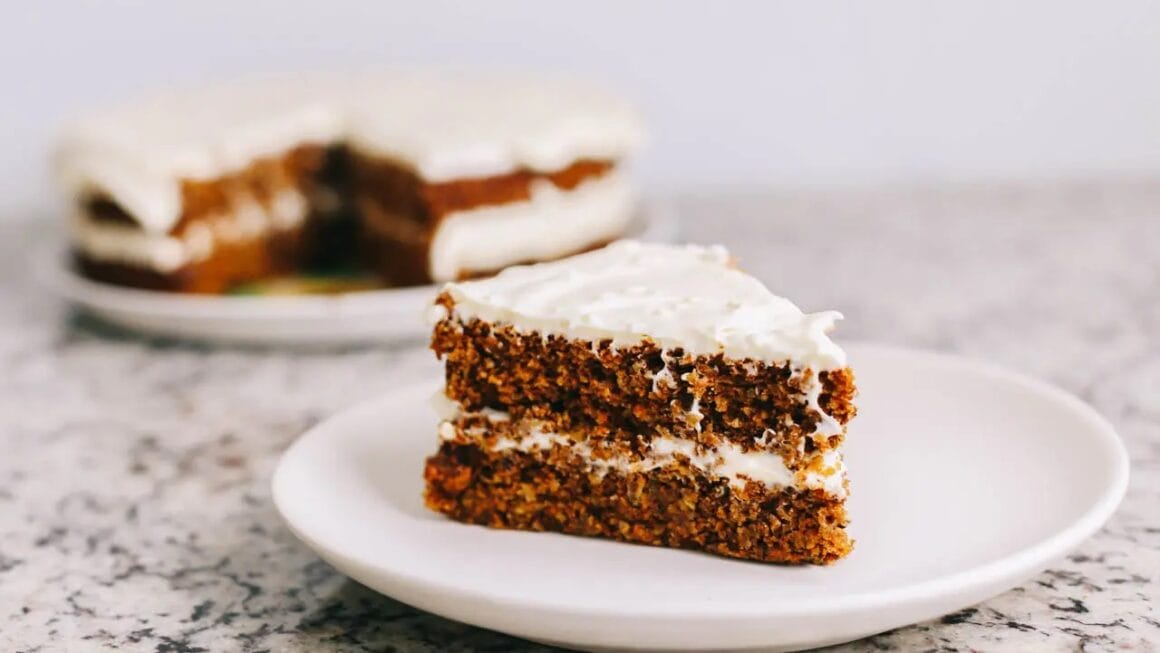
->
xmin=54 ymin=73 xmax=645 ymax=234
xmin=437 ymin=240 xmax=847 ymax=368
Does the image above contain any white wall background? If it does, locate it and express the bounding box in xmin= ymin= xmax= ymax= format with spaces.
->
xmin=5 ymin=1 xmax=1160 ymax=217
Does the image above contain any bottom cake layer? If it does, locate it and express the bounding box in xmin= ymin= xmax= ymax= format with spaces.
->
xmin=73 ymin=225 xmax=308 ymax=294
xmin=424 ymin=440 xmax=853 ymax=565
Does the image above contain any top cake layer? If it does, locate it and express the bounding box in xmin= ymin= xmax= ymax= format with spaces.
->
xmin=436 ymin=240 xmax=846 ymax=369
xmin=54 ymin=73 xmax=645 ymax=234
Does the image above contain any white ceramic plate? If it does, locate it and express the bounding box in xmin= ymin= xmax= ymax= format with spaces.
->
xmin=272 ymin=344 xmax=1129 ymax=652
xmin=44 ymin=206 xmax=679 ymax=346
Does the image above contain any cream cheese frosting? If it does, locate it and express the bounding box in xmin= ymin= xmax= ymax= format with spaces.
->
xmin=437 ymin=240 xmax=847 ymax=368
xmin=438 ymin=412 xmax=848 ymax=498
xmin=54 ymin=73 xmax=644 ymax=234
xmin=69 ymin=215 xmax=193 ymax=273
xmin=426 ymin=169 xmax=633 ymax=282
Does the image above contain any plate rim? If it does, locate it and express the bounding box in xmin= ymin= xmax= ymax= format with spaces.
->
xmin=271 ymin=343 xmax=1130 ymax=622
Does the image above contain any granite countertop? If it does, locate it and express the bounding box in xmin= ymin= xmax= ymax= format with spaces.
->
xmin=1 ymin=180 xmax=1157 ymax=652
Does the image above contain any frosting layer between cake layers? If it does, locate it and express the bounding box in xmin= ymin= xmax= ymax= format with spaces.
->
xmin=437 ymin=408 xmax=848 ymax=498
xmin=55 ymin=74 xmax=645 ymax=235
xmin=427 ymin=170 xmax=633 ymax=281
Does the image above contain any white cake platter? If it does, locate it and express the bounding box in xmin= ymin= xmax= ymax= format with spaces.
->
xmin=44 ymin=204 xmax=679 ymax=346
xmin=272 ymin=344 xmax=1129 ymax=652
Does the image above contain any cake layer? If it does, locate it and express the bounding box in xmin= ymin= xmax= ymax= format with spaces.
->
xmin=70 ymin=144 xmax=328 ymax=276
xmin=55 ymin=74 xmax=644 ymax=234
xmin=358 ymin=155 xmax=633 ymax=284
xmin=422 ymin=160 xmax=613 ymax=217
xmin=352 ymin=154 xmax=613 ymax=223
xmin=428 ymin=169 xmax=632 ymax=282
xmin=436 ymin=408 xmax=848 ymax=496
xmin=74 ymin=225 xmax=306 ymax=294
xmin=352 ymin=154 xmax=621 ymax=269
xmin=431 ymin=308 xmax=856 ymax=461
xmin=424 ymin=438 xmax=852 ymax=564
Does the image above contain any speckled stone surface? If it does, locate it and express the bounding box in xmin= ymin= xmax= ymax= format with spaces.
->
xmin=1 ymin=180 xmax=1157 ymax=652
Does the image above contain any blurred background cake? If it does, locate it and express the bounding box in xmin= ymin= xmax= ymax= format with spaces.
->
xmin=54 ymin=74 xmax=644 ymax=293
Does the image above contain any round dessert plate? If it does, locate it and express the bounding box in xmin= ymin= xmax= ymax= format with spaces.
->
xmin=44 ymin=206 xmax=678 ymax=346
xmin=272 ymin=344 xmax=1129 ymax=652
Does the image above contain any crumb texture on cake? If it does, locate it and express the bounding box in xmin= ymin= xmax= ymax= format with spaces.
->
xmin=425 ymin=241 xmax=858 ymax=565
xmin=432 ymin=316 xmax=856 ymax=457
xmin=425 ymin=440 xmax=853 ymax=565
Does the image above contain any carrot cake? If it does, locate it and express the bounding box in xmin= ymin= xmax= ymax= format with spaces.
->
xmin=54 ymin=75 xmax=644 ymax=293
xmin=424 ymin=240 xmax=858 ymax=564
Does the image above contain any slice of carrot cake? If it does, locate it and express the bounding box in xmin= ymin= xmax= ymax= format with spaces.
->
xmin=424 ymin=240 xmax=857 ymax=564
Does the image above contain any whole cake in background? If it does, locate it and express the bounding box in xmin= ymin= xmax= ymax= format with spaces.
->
xmin=54 ymin=74 xmax=644 ymax=293
xmin=425 ymin=240 xmax=858 ymax=564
